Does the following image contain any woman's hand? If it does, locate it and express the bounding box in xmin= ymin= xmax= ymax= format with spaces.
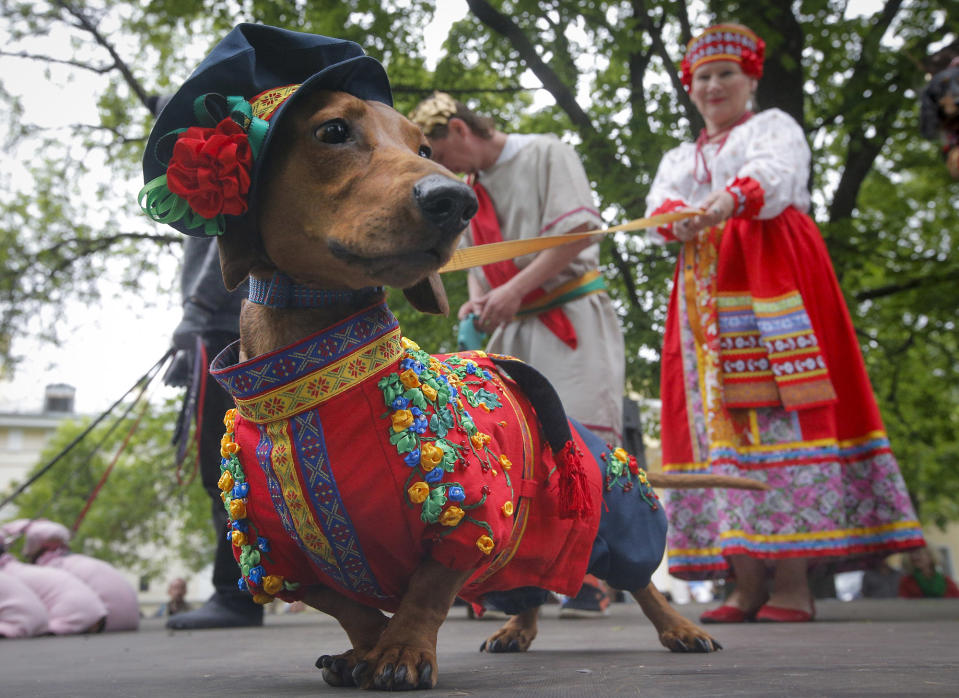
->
xmin=672 ymin=190 xmax=736 ymax=241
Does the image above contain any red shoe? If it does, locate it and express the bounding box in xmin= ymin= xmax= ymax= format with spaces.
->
xmin=755 ymin=603 xmax=814 ymax=623
xmin=699 ymin=604 xmax=755 ymax=623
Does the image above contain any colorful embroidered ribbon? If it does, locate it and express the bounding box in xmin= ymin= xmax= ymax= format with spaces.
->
xmin=515 ymin=270 xmax=606 ymax=317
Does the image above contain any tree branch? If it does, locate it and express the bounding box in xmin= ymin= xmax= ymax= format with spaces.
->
xmin=0 ymin=50 xmax=115 ymax=74
xmin=854 ymin=269 xmax=959 ymax=301
xmin=465 ymin=0 xmax=596 ymax=135
xmin=53 ymin=0 xmax=152 ymax=111
xmin=391 ymin=84 xmax=531 ymax=96
xmin=632 ymin=0 xmax=701 ymax=132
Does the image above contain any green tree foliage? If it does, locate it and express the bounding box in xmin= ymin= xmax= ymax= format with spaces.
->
xmin=1 ymin=0 xmax=957 ymax=526
xmin=3 ymin=396 xmax=212 ymax=579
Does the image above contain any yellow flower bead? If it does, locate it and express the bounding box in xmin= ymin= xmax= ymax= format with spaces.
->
xmin=499 ymin=455 xmax=512 ymax=470
xmin=400 ymin=369 xmax=421 ymax=389
xmin=470 ymin=432 xmax=489 ymax=450
xmin=502 ymin=501 xmax=514 ymax=517
xmin=231 ymin=530 xmax=247 ymax=547
xmin=391 ymin=409 xmax=414 ymax=432
xmin=263 ymin=574 xmax=284 ymax=595
xmin=420 ymin=442 xmax=444 ymax=469
xmin=218 ymin=471 xmax=234 ymax=492
xmin=229 ymin=498 xmax=247 ymax=520
xmin=252 ymin=592 xmax=273 ymax=605
xmin=401 ymin=337 xmax=421 ymax=351
xmin=224 ymin=408 xmax=237 ymax=425
xmin=476 ymin=535 xmax=495 ymax=555
xmin=422 ymin=384 xmax=437 ymax=402
xmin=439 ymin=506 xmax=465 ymax=527
xmin=613 ymin=447 xmax=629 ymax=463
xmin=408 ymin=481 xmax=430 ymax=504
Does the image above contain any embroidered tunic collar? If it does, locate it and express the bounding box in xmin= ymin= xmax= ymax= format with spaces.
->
xmin=211 ymin=301 xmax=404 ymax=423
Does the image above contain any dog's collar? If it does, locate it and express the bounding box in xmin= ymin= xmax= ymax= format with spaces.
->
xmin=247 ymin=272 xmax=383 ymax=309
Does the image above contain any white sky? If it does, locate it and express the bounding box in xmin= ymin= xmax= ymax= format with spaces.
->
xmin=0 ymin=0 xmax=893 ymax=415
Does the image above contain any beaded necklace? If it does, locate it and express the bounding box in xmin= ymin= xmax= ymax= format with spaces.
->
xmin=693 ymin=111 xmax=754 ymax=184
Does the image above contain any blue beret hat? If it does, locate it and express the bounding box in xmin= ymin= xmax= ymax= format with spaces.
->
xmin=140 ymin=23 xmax=392 ymax=237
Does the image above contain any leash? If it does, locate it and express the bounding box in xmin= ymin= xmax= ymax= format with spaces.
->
xmin=0 ymin=348 xmax=174 ymax=513
xmin=439 ymin=210 xmax=701 ymax=273
xmin=71 ymin=378 xmax=157 ymax=534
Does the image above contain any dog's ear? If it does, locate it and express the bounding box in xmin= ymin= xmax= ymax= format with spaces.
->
xmin=403 ymin=273 xmax=449 ymax=315
xmin=217 ymin=218 xmax=268 ymax=290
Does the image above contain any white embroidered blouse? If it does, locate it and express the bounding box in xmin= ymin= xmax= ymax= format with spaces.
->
xmin=645 ymin=108 xmax=812 ymax=235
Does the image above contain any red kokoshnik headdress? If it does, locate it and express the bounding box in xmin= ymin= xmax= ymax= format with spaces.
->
xmin=680 ymin=24 xmax=765 ymax=91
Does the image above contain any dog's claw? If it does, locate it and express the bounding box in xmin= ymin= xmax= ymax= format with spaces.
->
xmin=417 ymin=662 xmax=433 ymax=689
xmin=373 ymin=662 xmax=395 ymax=690
xmin=332 ymin=657 xmax=348 ymax=675
xmin=489 ymin=639 xmax=500 ymax=652
xmin=673 ymin=639 xmax=689 ymax=652
xmin=507 ymin=639 xmax=519 ymax=652
xmin=315 ymin=654 xmax=331 ymax=669
xmin=714 ymin=639 xmax=723 ymax=651
xmin=479 ymin=640 xmax=487 ymax=652
xmin=393 ymin=664 xmax=412 ymax=690
xmin=352 ymin=661 xmax=369 ymax=686
xmin=695 ymin=637 xmax=713 ymax=653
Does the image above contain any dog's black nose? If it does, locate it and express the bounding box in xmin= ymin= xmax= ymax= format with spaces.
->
xmin=413 ymin=174 xmax=478 ymax=239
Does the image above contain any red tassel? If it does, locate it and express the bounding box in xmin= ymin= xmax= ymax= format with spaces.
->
xmin=558 ymin=440 xmax=593 ymax=520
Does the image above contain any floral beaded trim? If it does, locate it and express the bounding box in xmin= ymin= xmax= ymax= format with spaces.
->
xmin=218 ymin=408 xmax=301 ymax=604
xmin=377 ymin=339 xmax=512 ymax=556
xmin=599 ymin=445 xmax=660 ymax=511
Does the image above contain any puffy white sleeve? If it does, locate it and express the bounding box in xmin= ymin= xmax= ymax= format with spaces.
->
xmin=734 ymin=109 xmax=811 ymax=219
xmin=645 ymin=144 xmax=694 ymax=242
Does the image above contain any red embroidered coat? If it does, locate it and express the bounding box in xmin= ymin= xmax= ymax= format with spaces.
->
xmin=210 ymin=302 xmax=602 ymax=612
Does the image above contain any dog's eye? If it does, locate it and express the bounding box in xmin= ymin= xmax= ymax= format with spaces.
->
xmin=418 ymin=144 xmax=432 ymax=159
xmin=315 ymin=119 xmax=351 ymax=144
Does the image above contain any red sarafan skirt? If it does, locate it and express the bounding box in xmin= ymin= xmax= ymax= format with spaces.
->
xmin=659 ymin=206 xmax=924 ymax=579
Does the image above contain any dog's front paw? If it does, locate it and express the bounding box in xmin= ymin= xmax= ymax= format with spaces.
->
xmin=659 ymin=618 xmax=723 ymax=653
xmin=316 ymin=649 xmax=363 ymax=687
xmin=351 ymin=643 xmax=437 ymax=690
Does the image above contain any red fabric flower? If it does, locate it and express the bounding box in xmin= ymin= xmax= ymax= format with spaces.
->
xmin=166 ymin=117 xmax=253 ymax=219
xmin=680 ymin=56 xmax=693 ymax=91
xmin=740 ymin=39 xmax=766 ymax=80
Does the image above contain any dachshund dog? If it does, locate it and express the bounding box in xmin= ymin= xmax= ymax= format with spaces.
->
xmin=209 ymin=87 xmax=761 ymax=690
xmin=141 ymin=23 xmax=768 ymax=693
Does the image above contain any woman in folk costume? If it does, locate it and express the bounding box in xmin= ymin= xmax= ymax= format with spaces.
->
xmin=409 ymin=93 xmax=625 ymax=447
xmin=646 ymin=23 xmax=925 ymax=623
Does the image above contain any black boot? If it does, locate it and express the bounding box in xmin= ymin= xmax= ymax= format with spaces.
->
xmin=166 ymin=591 xmax=264 ymax=630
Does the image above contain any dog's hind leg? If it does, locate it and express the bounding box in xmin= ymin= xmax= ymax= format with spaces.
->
xmin=479 ymin=607 xmax=540 ymax=653
xmin=302 ymin=586 xmax=390 ymax=687
xmin=632 ymin=583 xmax=722 ymax=653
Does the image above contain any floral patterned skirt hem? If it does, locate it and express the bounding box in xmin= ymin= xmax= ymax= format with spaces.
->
xmin=663 ymin=444 xmax=925 ymax=582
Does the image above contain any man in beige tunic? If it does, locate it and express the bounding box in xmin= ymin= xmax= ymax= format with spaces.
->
xmin=410 ymin=92 xmax=626 ymax=617
xmin=410 ymin=93 xmax=625 ymax=445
